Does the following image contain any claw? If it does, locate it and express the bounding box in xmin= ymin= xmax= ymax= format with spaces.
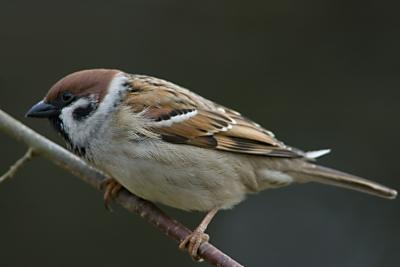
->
xmin=179 ymin=231 xmax=209 ymax=261
xmin=101 ymin=178 xmax=122 ymax=212
xmin=178 ymin=207 xmax=219 ymax=261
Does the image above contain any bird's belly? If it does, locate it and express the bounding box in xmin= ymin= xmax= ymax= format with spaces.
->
xmin=93 ymin=144 xmax=249 ymax=211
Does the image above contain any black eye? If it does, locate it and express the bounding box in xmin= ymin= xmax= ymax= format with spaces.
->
xmin=61 ymin=92 xmax=74 ymax=103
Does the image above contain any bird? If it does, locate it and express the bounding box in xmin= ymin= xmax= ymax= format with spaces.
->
xmin=26 ymin=69 xmax=397 ymax=260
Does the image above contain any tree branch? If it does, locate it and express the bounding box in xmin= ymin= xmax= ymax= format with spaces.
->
xmin=0 ymin=109 xmax=244 ymax=267
xmin=0 ymin=148 xmax=35 ymax=184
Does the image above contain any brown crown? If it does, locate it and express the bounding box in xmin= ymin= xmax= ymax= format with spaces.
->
xmin=45 ymin=69 xmax=121 ymax=102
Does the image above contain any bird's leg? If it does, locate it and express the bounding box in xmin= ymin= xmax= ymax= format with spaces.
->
xmin=179 ymin=207 xmax=219 ymax=261
xmin=101 ymin=178 xmax=122 ymax=211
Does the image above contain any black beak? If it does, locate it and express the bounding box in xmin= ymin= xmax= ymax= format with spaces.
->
xmin=26 ymin=101 xmax=59 ymax=118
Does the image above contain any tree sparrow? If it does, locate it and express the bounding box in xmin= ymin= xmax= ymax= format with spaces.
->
xmin=26 ymin=69 xmax=397 ymax=260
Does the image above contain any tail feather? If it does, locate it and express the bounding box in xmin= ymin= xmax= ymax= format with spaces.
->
xmin=292 ymin=164 xmax=397 ymax=199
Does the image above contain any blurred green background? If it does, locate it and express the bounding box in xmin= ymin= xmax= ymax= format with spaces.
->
xmin=1 ymin=1 xmax=399 ymax=266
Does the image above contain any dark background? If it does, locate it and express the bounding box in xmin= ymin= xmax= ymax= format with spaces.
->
xmin=0 ymin=1 xmax=399 ymax=266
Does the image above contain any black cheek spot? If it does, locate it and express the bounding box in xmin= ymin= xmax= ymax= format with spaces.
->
xmin=73 ymin=104 xmax=96 ymax=121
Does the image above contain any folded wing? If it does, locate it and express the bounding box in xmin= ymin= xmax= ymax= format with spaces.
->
xmin=125 ymin=75 xmax=304 ymax=158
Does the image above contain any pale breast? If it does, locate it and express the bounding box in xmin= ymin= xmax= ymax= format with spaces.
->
xmin=90 ymin=137 xmax=256 ymax=211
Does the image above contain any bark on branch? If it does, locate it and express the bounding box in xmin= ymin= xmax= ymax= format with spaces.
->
xmin=0 ymin=109 xmax=244 ymax=267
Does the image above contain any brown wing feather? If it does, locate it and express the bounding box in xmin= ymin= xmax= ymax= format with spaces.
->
xmin=124 ymin=74 xmax=303 ymax=158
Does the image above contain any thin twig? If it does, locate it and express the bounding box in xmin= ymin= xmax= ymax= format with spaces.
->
xmin=0 ymin=148 xmax=35 ymax=184
xmin=0 ymin=109 xmax=244 ymax=267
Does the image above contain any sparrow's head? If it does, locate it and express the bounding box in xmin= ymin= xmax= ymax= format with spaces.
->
xmin=27 ymin=69 xmax=120 ymax=119
xmin=26 ymin=69 xmax=127 ymax=148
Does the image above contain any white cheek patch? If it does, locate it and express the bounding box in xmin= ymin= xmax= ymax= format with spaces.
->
xmin=153 ymin=109 xmax=198 ymax=127
xmin=60 ymin=98 xmax=92 ymax=142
